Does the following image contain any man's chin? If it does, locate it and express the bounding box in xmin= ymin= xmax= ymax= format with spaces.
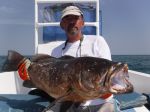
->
xmin=67 ymin=32 xmax=78 ymax=37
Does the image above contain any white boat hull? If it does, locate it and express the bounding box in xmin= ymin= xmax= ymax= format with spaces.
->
xmin=0 ymin=70 xmax=149 ymax=112
xmin=129 ymin=70 xmax=150 ymax=94
xmin=0 ymin=71 xmax=32 ymax=94
xmin=0 ymin=70 xmax=149 ymax=94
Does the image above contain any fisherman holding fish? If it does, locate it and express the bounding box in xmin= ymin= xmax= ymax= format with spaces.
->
xmin=51 ymin=6 xmax=120 ymax=112
xmin=2 ymin=5 xmax=134 ymax=112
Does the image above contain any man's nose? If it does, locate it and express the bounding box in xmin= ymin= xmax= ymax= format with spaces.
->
xmin=69 ymin=21 xmax=75 ymax=24
xmin=70 ymin=22 xmax=75 ymax=25
xmin=68 ymin=21 xmax=76 ymax=26
xmin=69 ymin=19 xmax=77 ymax=23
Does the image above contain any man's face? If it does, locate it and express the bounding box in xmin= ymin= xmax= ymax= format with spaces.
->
xmin=60 ymin=15 xmax=84 ymax=37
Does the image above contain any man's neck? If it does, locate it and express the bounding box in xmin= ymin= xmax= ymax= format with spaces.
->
xmin=67 ymin=33 xmax=83 ymax=43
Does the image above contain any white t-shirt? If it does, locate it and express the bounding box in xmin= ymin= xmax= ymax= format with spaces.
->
xmin=51 ymin=35 xmax=112 ymax=106
xmin=51 ymin=35 xmax=111 ymax=60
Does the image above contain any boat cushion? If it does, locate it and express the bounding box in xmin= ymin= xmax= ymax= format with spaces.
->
xmin=114 ymin=92 xmax=147 ymax=110
xmin=0 ymin=94 xmax=49 ymax=112
xmin=0 ymin=92 xmax=147 ymax=112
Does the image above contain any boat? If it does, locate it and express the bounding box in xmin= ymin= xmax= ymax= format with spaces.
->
xmin=0 ymin=0 xmax=150 ymax=111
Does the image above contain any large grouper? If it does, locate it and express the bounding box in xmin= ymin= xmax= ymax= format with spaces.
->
xmin=2 ymin=50 xmax=133 ymax=111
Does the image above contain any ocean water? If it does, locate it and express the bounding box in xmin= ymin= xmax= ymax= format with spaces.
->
xmin=112 ymin=55 xmax=150 ymax=74
xmin=0 ymin=55 xmax=150 ymax=74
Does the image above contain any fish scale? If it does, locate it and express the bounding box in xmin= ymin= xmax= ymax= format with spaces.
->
xmin=2 ymin=50 xmax=133 ymax=111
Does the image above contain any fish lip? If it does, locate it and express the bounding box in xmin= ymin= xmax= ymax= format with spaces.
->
xmin=108 ymin=63 xmax=133 ymax=94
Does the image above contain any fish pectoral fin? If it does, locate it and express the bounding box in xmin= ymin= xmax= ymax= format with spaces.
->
xmin=42 ymin=89 xmax=73 ymax=112
xmin=23 ymin=80 xmax=35 ymax=88
xmin=83 ymin=81 xmax=95 ymax=90
xmin=32 ymin=54 xmax=53 ymax=62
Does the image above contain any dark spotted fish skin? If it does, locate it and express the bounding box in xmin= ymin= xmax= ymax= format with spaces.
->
xmin=29 ymin=55 xmax=73 ymax=99
xmin=2 ymin=51 xmax=133 ymax=102
xmin=28 ymin=56 xmax=121 ymax=102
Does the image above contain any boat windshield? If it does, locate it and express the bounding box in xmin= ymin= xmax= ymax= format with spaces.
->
xmin=38 ymin=3 xmax=97 ymax=42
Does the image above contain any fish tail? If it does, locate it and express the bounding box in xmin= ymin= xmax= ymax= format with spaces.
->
xmin=2 ymin=50 xmax=27 ymax=72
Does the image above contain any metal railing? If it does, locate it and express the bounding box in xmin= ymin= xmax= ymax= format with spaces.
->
xmin=34 ymin=0 xmax=100 ymax=54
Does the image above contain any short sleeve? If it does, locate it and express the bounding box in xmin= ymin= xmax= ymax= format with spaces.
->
xmin=51 ymin=44 xmax=64 ymax=58
xmin=94 ymin=36 xmax=112 ymax=60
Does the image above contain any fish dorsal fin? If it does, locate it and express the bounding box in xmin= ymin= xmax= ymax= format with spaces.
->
xmin=32 ymin=54 xmax=54 ymax=62
xmin=59 ymin=55 xmax=75 ymax=60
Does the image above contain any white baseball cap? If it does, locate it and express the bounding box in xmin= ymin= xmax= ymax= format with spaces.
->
xmin=61 ymin=6 xmax=83 ymax=19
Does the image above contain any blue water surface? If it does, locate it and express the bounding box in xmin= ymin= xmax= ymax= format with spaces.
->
xmin=112 ymin=55 xmax=150 ymax=74
xmin=0 ymin=55 xmax=150 ymax=74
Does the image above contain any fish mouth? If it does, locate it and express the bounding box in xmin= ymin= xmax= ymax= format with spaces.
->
xmin=109 ymin=63 xmax=133 ymax=94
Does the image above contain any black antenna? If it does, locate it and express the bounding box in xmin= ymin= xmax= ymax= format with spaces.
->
xmin=100 ymin=10 xmax=103 ymax=36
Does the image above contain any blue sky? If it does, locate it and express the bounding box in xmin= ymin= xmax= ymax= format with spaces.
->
xmin=101 ymin=0 xmax=150 ymax=55
xmin=0 ymin=0 xmax=34 ymax=55
xmin=0 ymin=0 xmax=150 ymax=55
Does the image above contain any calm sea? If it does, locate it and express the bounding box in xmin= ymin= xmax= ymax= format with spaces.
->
xmin=0 ymin=55 xmax=150 ymax=74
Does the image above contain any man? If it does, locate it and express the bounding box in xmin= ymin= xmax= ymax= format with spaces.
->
xmin=51 ymin=6 xmax=111 ymax=60
xmin=51 ymin=6 xmax=120 ymax=112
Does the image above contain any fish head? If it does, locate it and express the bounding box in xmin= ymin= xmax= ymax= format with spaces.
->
xmin=106 ymin=62 xmax=133 ymax=94
xmin=74 ymin=59 xmax=133 ymax=100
